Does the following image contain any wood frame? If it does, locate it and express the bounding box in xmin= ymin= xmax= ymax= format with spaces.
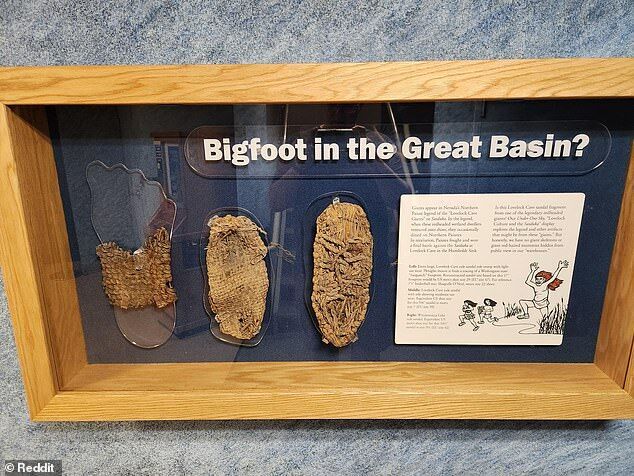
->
xmin=0 ymin=59 xmax=633 ymax=421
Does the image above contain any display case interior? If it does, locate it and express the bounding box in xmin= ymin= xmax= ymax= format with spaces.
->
xmin=47 ymin=100 xmax=633 ymax=364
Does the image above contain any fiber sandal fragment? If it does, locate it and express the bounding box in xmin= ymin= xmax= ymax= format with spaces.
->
xmin=206 ymin=215 xmax=269 ymax=340
xmin=311 ymin=202 xmax=373 ymax=347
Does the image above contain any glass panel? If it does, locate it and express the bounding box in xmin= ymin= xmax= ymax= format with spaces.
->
xmin=48 ymin=100 xmax=633 ymax=363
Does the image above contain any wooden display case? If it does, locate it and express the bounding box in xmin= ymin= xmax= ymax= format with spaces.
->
xmin=0 ymin=59 xmax=633 ymax=421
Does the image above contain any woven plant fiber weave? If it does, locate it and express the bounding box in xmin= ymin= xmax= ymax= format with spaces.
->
xmin=206 ymin=215 xmax=269 ymax=340
xmin=311 ymin=202 xmax=373 ymax=347
xmin=96 ymin=227 xmax=176 ymax=309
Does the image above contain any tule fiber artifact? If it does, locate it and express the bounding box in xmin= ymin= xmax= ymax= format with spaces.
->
xmin=311 ymin=201 xmax=373 ymax=347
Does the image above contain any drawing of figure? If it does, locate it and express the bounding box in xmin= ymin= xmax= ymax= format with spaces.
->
xmin=458 ymin=300 xmax=479 ymax=331
xmin=519 ymin=260 xmax=568 ymax=319
xmin=478 ymin=298 xmax=498 ymax=323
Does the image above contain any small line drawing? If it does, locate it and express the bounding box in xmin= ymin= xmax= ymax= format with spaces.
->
xmin=458 ymin=300 xmax=479 ymax=331
xmin=519 ymin=260 xmax=568 ymax=320
xmin=478 ymin=298 xmax=499 ymax=324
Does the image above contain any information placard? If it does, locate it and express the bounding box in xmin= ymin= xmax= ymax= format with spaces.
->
xmin=395 ymin=193 xmax=585 ymax=345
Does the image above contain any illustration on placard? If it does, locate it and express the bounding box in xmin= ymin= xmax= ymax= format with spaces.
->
xmin=478 ymin=298 xmax=499 ymax=324
xmin=519 ymin=260 xmax=568 ymax=317
xmin=458 ymin=300 xmax=479 ymax=331
xmin=457 ymin=259 xmax=570 ymax=337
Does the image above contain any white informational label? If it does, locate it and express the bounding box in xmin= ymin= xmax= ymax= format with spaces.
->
xmin=395 ymin=193 xmax=585 ymax=345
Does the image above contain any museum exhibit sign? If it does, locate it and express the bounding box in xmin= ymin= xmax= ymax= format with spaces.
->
xmin=0 ymin=59 xmax=633 ymax=421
